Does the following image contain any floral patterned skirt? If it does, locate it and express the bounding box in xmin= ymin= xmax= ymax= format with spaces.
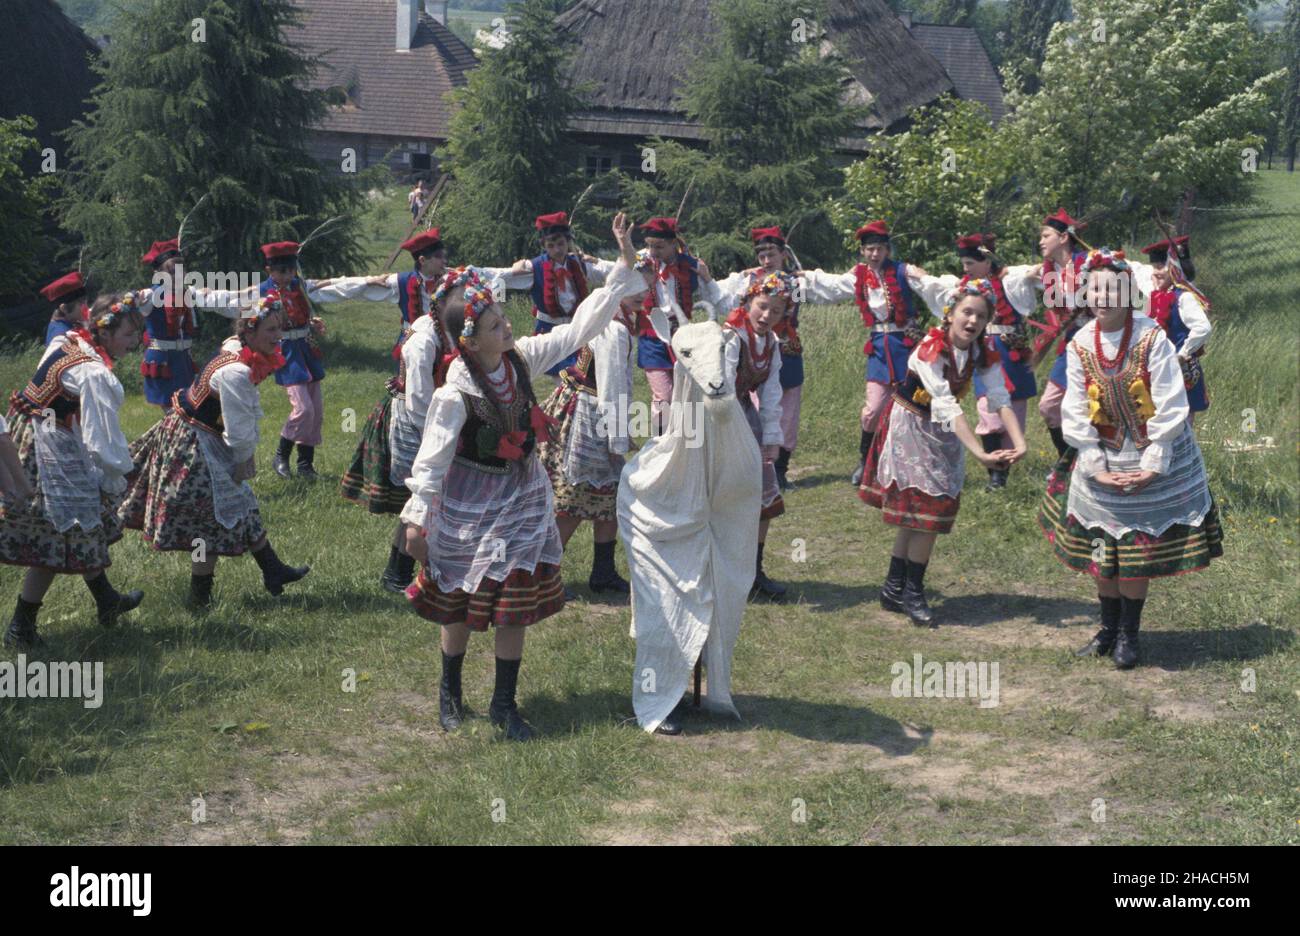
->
xmin=0 ymin=411 xmax=122 ymax=573
xmin=538 ymin=381 xmax=620 ymax=523
xmin=1038 ymin=449 xmax=1224 ymax=579
xmin=339 ymin=387 xmax=407 ymax=515
xmin=119 ymin=412 xmax=266 ymax=556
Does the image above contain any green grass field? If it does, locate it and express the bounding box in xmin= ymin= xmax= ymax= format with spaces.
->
xmin=0 ymin=171 xmax=1296 ymax=845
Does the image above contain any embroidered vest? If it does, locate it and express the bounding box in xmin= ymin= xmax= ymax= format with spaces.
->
xmin=1076 ymin=327 xmax=1161 ymax=451
xmin=852 ymin=260 xmax=916 ymax=328
xmin=531 ymin=254 xmax=589 ymax=320
xmin=639 ymin=254 xmax=699 ymax=338
xmin=1147 ymin=288 xmax=1200 ymax=356
xmin=260 ymin=277 xmax=312 ymax=327
xmin=891 ymin=350 xmax=974 ymax=420
xmin=1043 ymin=251 xmax=1089 ymax=355
xmin=11 ymin=345 xmax=95 ymax=427
xmin=176 ymin=351 xmax=242 ymax=435
xmin=453 ymin=361 xmax=536 ymax=474
xmin=733 ymin=330 xmax=776 ymax=398
xmin=146 ymin=286 xmax=195 ymax=340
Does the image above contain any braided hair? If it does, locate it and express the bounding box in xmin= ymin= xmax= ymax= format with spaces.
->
xmin=443 ymin=293 xmax=539 ymax=429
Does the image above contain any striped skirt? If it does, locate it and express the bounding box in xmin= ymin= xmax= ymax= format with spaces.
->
xmin=340 ymin=386 xmax=407 ymax=515
xmin=859 ymin=396 xmax=960 ymax=534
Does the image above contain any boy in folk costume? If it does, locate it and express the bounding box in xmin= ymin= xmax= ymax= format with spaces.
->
xmin=722 ymin=272 xmax=793 ymax=601
xmin=799 ymin=220 xmax=933 ymax=484
xmin=311 ymin=229 xmax=451 ymax=363
xmin=536 ymin=289 xmax=640 ymax=598
xmin=401 ymin=213 xmax=648 ymax=740
xmin=340 ymin=265 xmax=473 ymax=594
xmin=714 ymin=226 xmax=806 ymax=491
xmin=633 ymin=217 xmax=722 ymax=435
xmin=910 ymin=233 xmax=1041 ymax=489
xmin=135 ymin=239 xmax=206 ymax=410
xmin=489 ymin=212 xmax=620 ymax=377
xmin=1131 ymin=236 xmax=1211 ymax=422
xmin=1028 ymin=209 xmax=1091 ymax=457
xmin=120 ymin=298 xmax=311 ymax=607
xmin=39 ymin=272 xmax=89 ymax=346
xmin=1 ymin=295 xmax=145 ymax=648
xmin=860 ymin=280 xmax=1026 ymax=625
xmin=1038 ymin=250 xmax=1222 ymax=669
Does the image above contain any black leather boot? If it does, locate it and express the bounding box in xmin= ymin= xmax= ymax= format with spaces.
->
xmin=1113 ymin=597 xmax=1144 ymax=670
xmin=273 ymin=436 xmax=294 ymax=478
xmin=4 ymin=597 xmax=43 ymax=650
xmin=1075 ymin=595 xmax=1121 ymax=657
xmin=489 ymin=657 xmax=534 ymax=741
xmin=902 ymin=559 xmax=934 ymax=626
xmin=251 ymin=542 xmax=311 ymax=596
xmin=750 ymin=542 xmax=787 ymax=602
xmin=588 ymin=540 xmax=630 ymax=595
xmin=655 ymin=699 xmax=688 ymax=736
xmin=879 ymin=554 xmax=907 ymax=613
xmin=981 ymin=434 xmax=1007 ymax=491
xmin=380 ymin=546 xmax=414 ymax=593
xmin=296 ymin=444 xmax=318 ymax=481
xmin=189 ymin=572 xmax=215 ymax=608
xmin=851 ymin=431 xmax=873 ymax=486
xmin=84 ymin=572 xmax=144 ymax=628
xmin=774 ymin=447 xmax=793 ymax=491
xmin=439 ymin=651 xmax=466 ymax=731
xmin=1048 ymin=426 xmax=1068 ymax=457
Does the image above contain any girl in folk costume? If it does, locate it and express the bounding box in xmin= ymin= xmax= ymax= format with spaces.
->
xmin=722 ymin=272 xmax=794 ymax=601
xmin=910 ymin=233 xmax=1041 ymax=490
xmin=1 ymin=295 xmax=145 ymax=649
xmin=535 ymin=289 xmax=641 ymax=598
xmin=490 ymin=212 xmax=619 ymax=377
xmin=714 ymin=226 xmax=806 ymax=491
xmin=310 ymin=229 xmax=450 ymax=363
xmin=860 ymin=280 xmax=1026 ymax=625
xmin=1038 ymin=250 xmax=1222 ymax=669
xmin=1132 ymin=236 xmax=1211 ymax=423
xmin=1028 ymin=209 xmax=1091 ymax=457
xmin=800 ymin=220 xmax=933 ymax=484
xmin=634 ymin=217 xmax=722 ymax=435
xmin=340 ymin=265 xmax=473 ymax=594
xmin=119 ymin=298 xmax=311 ymax=607
xmin=39 ymin=272 xmax=89 ymax=347
xmin=401 ymin=213 xmax=648 ymax=740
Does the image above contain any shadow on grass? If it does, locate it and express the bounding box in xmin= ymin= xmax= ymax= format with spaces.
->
xmin=1140 ymin=621 xmax=1293 ymax=671
xmin=929 ymin=592 xmax=1097 ymax=629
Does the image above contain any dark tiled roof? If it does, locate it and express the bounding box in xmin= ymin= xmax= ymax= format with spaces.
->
xmin=289 ymin=1 xmax=479 ymax=140
xmin=556 ymin=0 xmax=954 ymax=137
xmin=908 ymin=23 xmax=1006 ymax=123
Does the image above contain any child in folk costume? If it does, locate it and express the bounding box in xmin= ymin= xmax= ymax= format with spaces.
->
xmin=714 ymin=226 xmax=806 ymax=491
xmin=535 ymin=289 xmax=640 ymax=597
xmin=1131 ymin=236 xmax=1211 ymax=423
xmin=1 ymin=295 xmax=145 ymax=649
xmin=120 ymin=298 xmax=311 ymax=607
xmin=799 ymin=220 xmax=933 ymax=484
xmin=634 ymin=217 xmax=722 ymax=435
xmin=491 ymin=212 xmax=619 ymax=377
xmin=1028 ymin=209 xmax=1091 ymax=457
xmin=39 ymin=272 xmax=89 ymax=346
xmin=401 ymin=213 xmax=647 ymax=740
xmin=340 ymin=265 xmax=472 ymax=594
xmin=135 ymin=239 xmax=207 ymax=410
xmin=1038 ymin=249 xmax=1222 ymax=669
xmin=910 ymin=234 xmax=1041 ymax=490
xmin=722 ymin=272 xmax=794 ymax=601
xmin=860 ymin=280 xmax=1026 ymax=625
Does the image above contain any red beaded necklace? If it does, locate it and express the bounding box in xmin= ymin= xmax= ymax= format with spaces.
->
xmin=485 ymin=359 xmax=516 ymax=402
xmin=1093 ymin=310 xmax=1134 ymax=371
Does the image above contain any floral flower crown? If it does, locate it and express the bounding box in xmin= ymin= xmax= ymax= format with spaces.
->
xmin=941 ymin=278 xmax=998 ymax=320
xmin=241 ymin=296 xmax=284 ymax=325
xmin=457 ymin=283 xmax=497 ymax=343
xmin=91 ymin=292 xmax=139 ymax=330
xmin=433 ymin=266 xmax=486 ymax=307
xmin=1083 ymin=247 xmax=1130 ymax=273
xmin=633 ymin=248 xmax=656 ymax=274
xmin=745 ymin=271 xmax=796 ymax=300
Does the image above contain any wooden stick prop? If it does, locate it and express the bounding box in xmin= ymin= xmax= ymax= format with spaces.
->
xmin=176 ymin=192 xmax=211 ymax=252
xmin=693 ymin=658 xmax=702 ymax=708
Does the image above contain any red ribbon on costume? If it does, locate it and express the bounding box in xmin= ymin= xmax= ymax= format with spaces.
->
xmin=495 ymin=430 xmax=528 ymax=460
xmin=67 ymin=327 xmax=114 ymax=369
xmin=239 ymin=346 xmax=287 ymax=384
xmin=529 ymin=403 xmax=559 ymax=446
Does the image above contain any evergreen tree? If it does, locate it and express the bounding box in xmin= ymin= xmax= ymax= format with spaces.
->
xmin=620 ymin=0 xmax=867 ymax=273
xmin=437 ymin=0 xmax=586 ymax=265
xmin=0 ymin=116 xmax=57 ymax=293
xmin=58 ymin=0 xmax=368 ymax=286
xmin=1002 ymin=0 xmax=1069 ymax=94
xmin=1281 ymin=0 xmax=1300 ymax=170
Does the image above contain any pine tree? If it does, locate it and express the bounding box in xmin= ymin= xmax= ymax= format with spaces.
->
xmin=0 ymin=116 xmax=57 ymax=293
xmin=437 ymin=0 xmax=586 ymax=265
xmin=620 ymin=0 xmax=867 ymax=273
xmin=1282 ymin=0 xmax=1300 ymax=171
xmin=58 ymin=0 xmax=368 ymax=286
xmin=1003 ymin=0 xmax=1069 ymax=94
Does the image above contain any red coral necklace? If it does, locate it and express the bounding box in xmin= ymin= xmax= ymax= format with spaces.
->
xmin=1093 ymin=311 xmax=1134 ymax=371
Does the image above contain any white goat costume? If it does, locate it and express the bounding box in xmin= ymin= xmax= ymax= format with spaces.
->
xmin=618 ymin=321 xmax=762 ymax=732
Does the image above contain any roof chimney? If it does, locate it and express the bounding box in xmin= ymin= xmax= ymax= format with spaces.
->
xmin=397 ymin=0 xmax=418 ymax=50
xmin=425 ymin=0 xmax=449 ymax=25
xmin=899 ymin=11 xmax=912 ymax=29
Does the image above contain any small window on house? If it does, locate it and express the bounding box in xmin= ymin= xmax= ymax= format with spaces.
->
xmin=411 ymin=153 xmax=432 ymax=172
xmin=585 ymin=155 xmax=613 ymax=176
